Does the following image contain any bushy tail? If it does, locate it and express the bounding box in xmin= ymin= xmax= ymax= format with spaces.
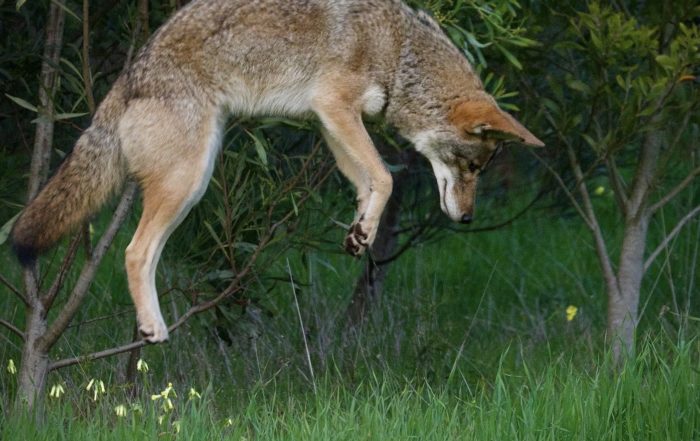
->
xmin=11 ymin=120 xmax=127 ymax=266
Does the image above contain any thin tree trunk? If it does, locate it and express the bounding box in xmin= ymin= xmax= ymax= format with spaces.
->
xmin=27 ymin=1 xmax=66 ymax=201
xmin=17 ymin=0 xmax=66 ymax=408
xmin=124 ymin=0 xmax=151 ymax=386
xmin=346 ymin=150 xmax=413 ymax=327
xmin=606 ymin=122 xmax=660 ymax=365
xmin=608 ymin=217 xmax=649 ymax=363
xmin=17 ymin=277 xmax=49 ymax=408
xmin=346 ymin=187 xmax=403 ymax=325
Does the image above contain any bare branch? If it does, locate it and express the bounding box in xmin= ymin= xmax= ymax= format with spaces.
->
xmin=644 ymin=204 xmax=700 ymax=272
xmin=605 ymin=155 xmax=629 ymax=215
xmin=0 ymin=319 xmax=25 ymax=340
xmin=42 ymin=232 xmax=82 ymax=310
xmin=627 ymin=112 xmax=664 ymax=220
xmin=50 ymin=340 xmax=145 ymax=371
xmin=81 ymin=0 xmax=96 ymax=114
xmin=37 ymin=181 xmax=138 ymax=352
xmin=0 ymin=273 xmax=29 ymax=307
xmin=649 ymin=166 xmax=700 ymax=214
xmin=138 ymin=0 xmax=150 ymax=41
xmin=529 ymin=149 xmax=593 ymax=229
xmin=565 ymin=142 xmax=620 ymax=297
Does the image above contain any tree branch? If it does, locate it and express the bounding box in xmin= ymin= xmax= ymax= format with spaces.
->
xmin=50 ymin=340 xmax=145 ymax=371
xmin=627 ymin=109 xmax=664 ymax=221
xmin=605 ymin=155 xmax=629 ymax=215
xmin=644 ymin=204 xmax=700 ymax=272
xmin=0 ymin=273 xmax=28 ymax=307
xmin=27 ymin=0 xmax=66 ymax=201
xmin=648 ymin=166 xmax=700 ymax=214
xmin=37 ymin=182 xmax=138 ymax=353
xmin=529 ymin=149 xmax=593 ymax=230
xmin=0 ymin=319 xmax=25 ymax=340
xmin=565 ymin=142 xmax=620 ymax=297
xmin=81 ymin=0 xmax=96 ymax=114
xmin=41 ymin=232 xmax=83 ymax=310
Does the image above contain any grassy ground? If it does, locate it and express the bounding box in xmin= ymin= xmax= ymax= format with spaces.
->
xmin=1 ymin=177 xmax=699 ymax=439
xmin=2 ymin=339 xmax=699 ymax=440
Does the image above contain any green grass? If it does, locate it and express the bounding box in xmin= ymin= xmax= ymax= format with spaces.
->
xmin=2 ymin=338 xmax=699 ymax=440
xmin=1 ymin=172 xmax=699 ymax=439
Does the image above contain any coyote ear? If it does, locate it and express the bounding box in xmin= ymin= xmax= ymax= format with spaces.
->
xmin=451 ymin=100 xmax=545 ymax=147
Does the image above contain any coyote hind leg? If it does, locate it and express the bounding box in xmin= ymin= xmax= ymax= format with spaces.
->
xmin=122 ymin=102 xmax=220 ymax=343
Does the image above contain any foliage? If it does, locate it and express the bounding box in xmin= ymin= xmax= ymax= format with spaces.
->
xmin=538 ymin=1 xmax=699 ymax=159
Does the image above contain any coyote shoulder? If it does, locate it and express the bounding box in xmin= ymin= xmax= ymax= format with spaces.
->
xmin=11 ymin=0 xmax=543 ymax=342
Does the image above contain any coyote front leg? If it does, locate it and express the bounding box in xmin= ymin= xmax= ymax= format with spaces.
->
xmin=315 ymin=99 xmax=393 ymax=256
xmin=321 ymin=128 xmax=370 ymax=224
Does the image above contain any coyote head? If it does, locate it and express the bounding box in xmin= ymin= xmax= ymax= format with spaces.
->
xmin=413 ymin=96 xmax=544 ymax=224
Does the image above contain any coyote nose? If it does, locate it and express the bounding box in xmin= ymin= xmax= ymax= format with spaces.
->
xmin=460 ymin=214 xmax=473 ymax=224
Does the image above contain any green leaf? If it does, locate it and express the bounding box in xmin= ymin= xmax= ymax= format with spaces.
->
xmin=50 ymin=0 xmax=81 ymax=22
xmin=542 ymin=98 xmax=560 ymax=114
xmin=16 ymin=0 xmax=27 ymax=10
xmin=0 ymin=213 xmax=20 ymax=246
xmin=5 ymin=94 xmax=37 ymax=112
xmin=566 ymin=79 xmax=591 ymax=95
xmin=55 ymin=112 xmax=89 ymax=121
xmin=655 ymin=54 xmax=675 ymax=70
xmin=615 ymin=75 xmax=627 ymax=90
xmin=245 ymin=130 xmax=268 ymax=166
xmin=581 ymin=133 xmax=597 ymax=149
xmin=497 ymin=45 xmax=522 ymax=70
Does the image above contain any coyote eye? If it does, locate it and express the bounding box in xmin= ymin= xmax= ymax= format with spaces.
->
xmin=468 ymin=162 xmax=480 ymax=173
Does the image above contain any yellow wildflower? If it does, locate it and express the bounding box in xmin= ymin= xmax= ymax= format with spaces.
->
xmin=161 ymin=382 xmax=176 ymax=399
xmin=49 ymin=383 xmax=65 ymax=399
xmin=86 ymin=378 xmax=106 ymax=401
xmin=7 ymin=359 xmax=16 ymax=375
xmin=137 ymin=358 xmax=149 ymax=373
xmin=188 ymin=387 xmax=201 ymax=400
xmin=173 ymin=420 xmax=182 ymax=434
xmin=151 ymin=382 xmax=177 ymax=412
xmin=566 ymin=305 xmax=578 ymax=321
xmin=115 ymin=404 xmax=127 ymax=417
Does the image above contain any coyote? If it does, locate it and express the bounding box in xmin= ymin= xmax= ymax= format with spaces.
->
xmin=11 ymin=0 xmax=543 ymax=343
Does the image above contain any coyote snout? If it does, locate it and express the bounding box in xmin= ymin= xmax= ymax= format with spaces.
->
xmin=413 ymin=96 xmax=543 ymax=226
xmin=424 ymin=149 xmax=485 ymax=224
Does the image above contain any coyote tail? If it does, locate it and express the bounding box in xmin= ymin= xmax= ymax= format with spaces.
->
xmin=11 ymin=87 xmax=128 ymax=266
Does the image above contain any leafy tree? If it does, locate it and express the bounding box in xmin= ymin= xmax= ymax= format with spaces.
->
xmin=521 ymin=1 xmax=700 ymax=364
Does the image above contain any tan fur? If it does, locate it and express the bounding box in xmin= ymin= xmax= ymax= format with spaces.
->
xmin=11 ymin=0 xmax=543 ymax=343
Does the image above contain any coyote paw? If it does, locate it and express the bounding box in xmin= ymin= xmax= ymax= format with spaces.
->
xmin=344 ymin=222 xmax=369 ymax=256
xmin=138 ymin=314 xmax=169 ymax=344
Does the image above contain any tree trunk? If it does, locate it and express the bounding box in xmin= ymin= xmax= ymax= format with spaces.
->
xmin=607 ymin=217 xmax=649 ymax=364
xmin=17 ymin=0 xmax=66 ymax=408
xmin=346 ymin=186 xmax=403 ymax=325
xmin=27 ymin=1 xmax=66 ymax=201
xmin=346 ymin=150 xmax=413 ymax=327
xmin=18 ymin=301 xmax=49 ymax=408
